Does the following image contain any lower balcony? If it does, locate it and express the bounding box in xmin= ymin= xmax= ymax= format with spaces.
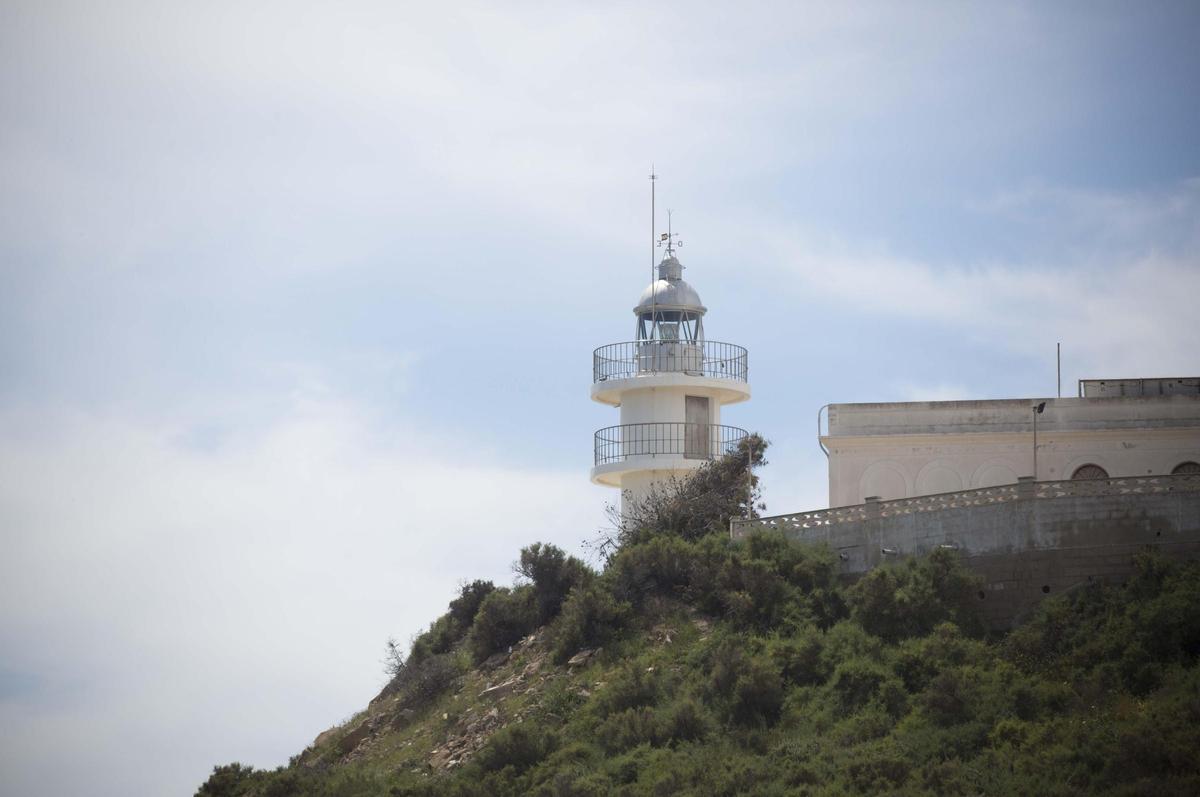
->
xmin=593 ymin=422 xmax=750 ymax=469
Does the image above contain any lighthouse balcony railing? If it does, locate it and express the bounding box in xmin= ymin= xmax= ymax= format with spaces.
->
xmin=594 ymin=422 xmax=749 ymax=466
xmin=593 ymin=340 xmax=748 ymax=384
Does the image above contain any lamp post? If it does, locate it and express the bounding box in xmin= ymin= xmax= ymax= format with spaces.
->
xmin=1032 ymin=401 xmax=1046 ymax=480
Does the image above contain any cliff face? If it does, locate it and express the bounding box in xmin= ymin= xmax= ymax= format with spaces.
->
xmin=199 ymin=544 xmax=1200 ymax=797
xmin=295 ymin=615 xmax=704 ymax=776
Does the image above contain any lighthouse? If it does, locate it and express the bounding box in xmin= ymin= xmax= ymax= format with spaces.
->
xmin=590 ymin=230 xmax=751 ymax=512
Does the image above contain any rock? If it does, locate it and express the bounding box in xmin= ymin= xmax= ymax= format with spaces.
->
xmin=337 ymin=719 xmax=372 ymax=756
xmin=478 ymin=677 xmax=520 ymax=699
xmin=429 ymin=748 xmax=454 ymax=770
xmin=311 ymin=727 xmax=339 ymax=750
xmin=482 ymin=650 xmax=510 ymax=670
xmin=567 ymin=649 xmax=596 ymax=667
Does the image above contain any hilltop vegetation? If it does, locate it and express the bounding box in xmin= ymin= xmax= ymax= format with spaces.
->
xmin=199 ymin=437 xmax=1200 ymax=796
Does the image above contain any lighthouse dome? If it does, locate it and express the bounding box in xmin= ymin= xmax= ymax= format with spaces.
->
xmin=634 ymin=255 xmax=706 ymax=314
xmin=635 ymin=279 xmax=705 ymax=313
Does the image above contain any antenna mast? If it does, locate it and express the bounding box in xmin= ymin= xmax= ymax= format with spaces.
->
xmin=650 ymin=167 xmax=656 ymax=278
xmin=650 ymin=168 xmax=657 ymax=340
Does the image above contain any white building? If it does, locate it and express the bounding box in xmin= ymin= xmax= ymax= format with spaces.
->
xmin=590 ymin=243 xmax=750 ymax=511
xmin=820 ymin=378 xmax=1200 ymax=508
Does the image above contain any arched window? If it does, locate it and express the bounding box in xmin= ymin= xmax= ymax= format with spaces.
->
xmin=1071 ymin=464 xmax=1109 ymax=480
xmin=1172 ymin=461 xmax=1200 ymax=475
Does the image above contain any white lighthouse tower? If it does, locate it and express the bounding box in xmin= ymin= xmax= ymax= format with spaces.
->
xmin=590 ymin=227 xmax=751 ymax=511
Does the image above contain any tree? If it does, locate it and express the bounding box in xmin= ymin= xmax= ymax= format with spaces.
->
xmin=596 ymin=433 xmax=768 ymax=557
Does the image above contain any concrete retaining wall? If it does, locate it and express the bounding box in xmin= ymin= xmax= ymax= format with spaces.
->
xmin=733 ymin=475 xmax=1200 ymax=629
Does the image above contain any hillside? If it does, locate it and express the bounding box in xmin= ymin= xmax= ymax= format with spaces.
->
xmin=198 ymin=439 xmax=1200 ymax=796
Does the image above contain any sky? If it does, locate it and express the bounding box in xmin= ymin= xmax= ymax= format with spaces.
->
xmin=1 ymin=1 xmax=1198 ymax=794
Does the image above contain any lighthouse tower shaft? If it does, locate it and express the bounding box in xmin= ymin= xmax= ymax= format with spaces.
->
xmin=590 ymin=249 xmax=750 ymax=512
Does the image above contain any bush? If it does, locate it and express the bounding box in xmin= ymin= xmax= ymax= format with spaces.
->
xmin=730 ymin=657 xmax=784 ymax=726
xmin=595 ymin=662 xmax=662 ymax=716
xmin=449 ymin=580 xmax=497 ymax=627
xmin=406 ymin=580 xmax=498 ymax=667
xmin=609 ymin=535 xmax=702 ymax=608
xmin=769 ymin=628 xmax=829 ymax=686
xmin=848 ymin=548 xmax=983 ymax=642
xmin=517 ymin=543 xmax=593 ymax=624
xmin=548 ymin=583 xmax=632 ymax=663
xmin=663 ymin=698 xmax=710 ymax=743
xmin=830 ymin=658 xmax=894 ymax=713
xmin=475 ymin=724 xmax=557 ymax=773
xmin=595 ymin=707 xmax=663 ymax=752
xmin=396 ymin=653 xmax=462 ymax=711
xmin=196 ymin=764 xmax=258 ymax=797
xmin=468 ymin=586 xmax=538 ymax=663
xmin=614 ymin=434 xmax=768 ymax=548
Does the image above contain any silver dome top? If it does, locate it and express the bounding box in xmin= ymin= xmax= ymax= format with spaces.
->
xmin=634 ymin=255 xmax=706 ymax=314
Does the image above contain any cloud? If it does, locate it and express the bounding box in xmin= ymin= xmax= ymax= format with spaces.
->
xmin=891 ymin=382 xmax=974 ymax=403
xmin=0 ymin=390 xmax=604 ymax=797
xmin=757 ymin=179 xmax=1200 ymax=382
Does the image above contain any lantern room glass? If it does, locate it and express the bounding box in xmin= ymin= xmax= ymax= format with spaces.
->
xmin=636 ymin=310 xmax=703 ymax=343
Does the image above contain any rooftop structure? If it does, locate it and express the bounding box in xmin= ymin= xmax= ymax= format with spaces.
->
xmin=819 ymin=380 xmax=1200 ymax=508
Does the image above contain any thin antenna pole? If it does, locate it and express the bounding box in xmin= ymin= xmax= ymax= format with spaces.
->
xmin=1057 ymin=342 xmax=1061 ymax=398
xmin=650 ymin=168 xmax=657 ymax=340
xmin=650 ymin=167 xmax=656 ymax=280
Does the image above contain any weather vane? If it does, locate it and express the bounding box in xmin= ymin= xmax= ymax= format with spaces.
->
xmin=657 ymin=209 xmax=682 ymax=255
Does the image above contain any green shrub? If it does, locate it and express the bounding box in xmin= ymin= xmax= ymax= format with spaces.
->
xmin=730 ymin=656 xmax=784 ymax=726
xmin=595 ymin=662 xmax=662 ymax=716
xmin=407 ymin=580 xmax=497 ymax=666
xmin=396 ymin=653 xmax=462 ymax=711
xmin=475 ymin=724 xmax=557 ymax=773
xmin=196 ymin=763 xmax=258 ymax=797
xmin=662 ymin=697 xmax=710 ymax=743
xmin=609 ymin=535 xmax=698 ymax=605
xmin=769 ymin=628 xmax=828 ymax=685
xmin=848 ymin=548 xmax=983 ymax=642
xmin=517 ymin=543 xmax=593 ymax=624
xmin=468 ymin=586 xmax=538 ymax=663
xmin=846 ymin=748 xmax=911 ymax=791
xmin=920 ymin=668 xmax=973 ymax=726
xmin=548 ymin=582 xmax=632 ymax=663
xmin=449 ymin=579 xmax=496 ymax=627
xmin=595 ymin=706 xmax=663 ymax=752
xmin=830 ymin=658 xmax=893 ymax=713
xmin=616 ymin=434 xmax=768 ymax=547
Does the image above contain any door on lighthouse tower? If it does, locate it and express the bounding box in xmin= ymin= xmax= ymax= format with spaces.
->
xmin=684 ymin=396 xmax=711 ymax=459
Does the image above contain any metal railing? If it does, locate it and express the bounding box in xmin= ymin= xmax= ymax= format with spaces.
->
xmin=594 ymin=422 xmax=749 ymax=466
xmin=730 ymin=472 xmax=1200 ymax=537
xmin=593 ymin=340 xmax=748 ymax=384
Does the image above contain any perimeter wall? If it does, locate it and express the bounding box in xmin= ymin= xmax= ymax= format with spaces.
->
xmin=731 ymin=474 xmax=1200 ymax=629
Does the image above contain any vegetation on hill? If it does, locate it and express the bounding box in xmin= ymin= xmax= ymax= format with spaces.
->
xmin=198 ymin=436 xmax=1200 ymax=796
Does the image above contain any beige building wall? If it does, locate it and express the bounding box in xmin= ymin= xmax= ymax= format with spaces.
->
xmin=820 ymin=395 xmax=1200 ymax=508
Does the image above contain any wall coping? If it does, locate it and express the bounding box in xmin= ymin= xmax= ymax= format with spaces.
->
xmin=732 ymin=472 xmax=1200 ymax=537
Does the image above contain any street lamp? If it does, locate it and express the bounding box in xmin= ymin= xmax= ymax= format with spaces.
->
xmin=1032 ymin=401 xmax=1046 ymax=480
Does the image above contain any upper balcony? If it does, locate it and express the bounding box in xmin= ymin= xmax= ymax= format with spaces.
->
xmin=591 ymin=340 xmax=750 ymax=406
